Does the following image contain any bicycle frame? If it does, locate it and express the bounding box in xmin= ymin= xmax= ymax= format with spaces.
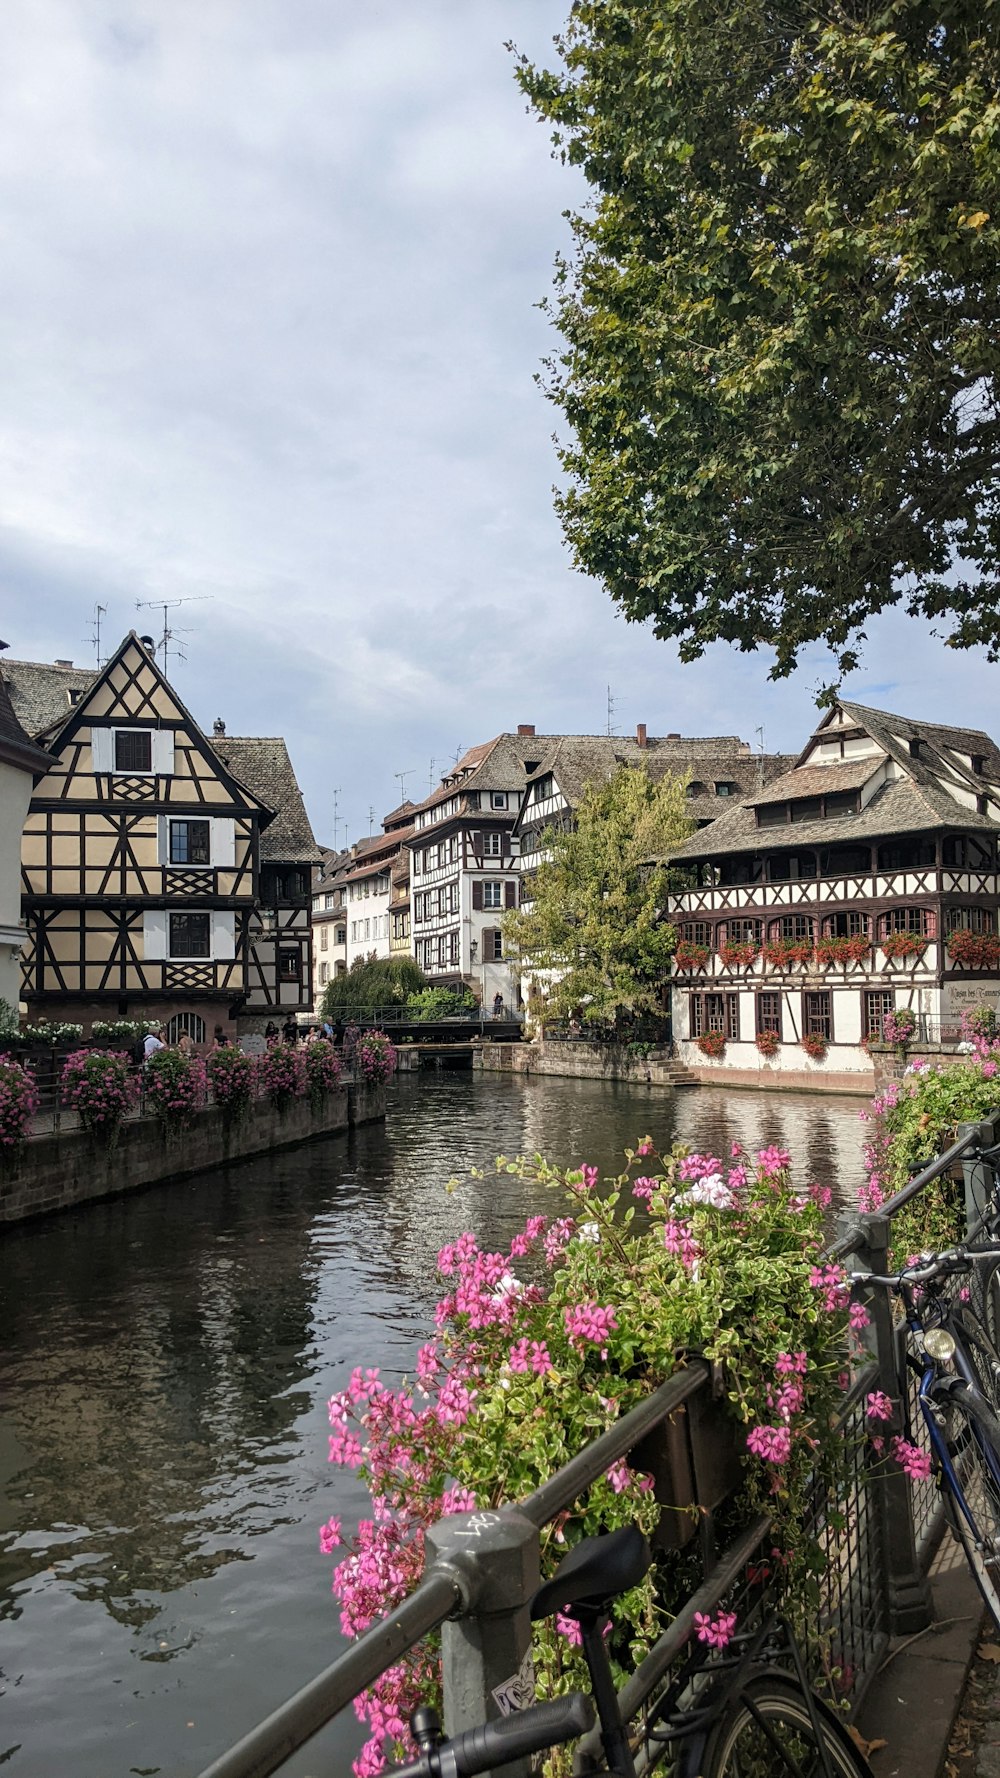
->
xmin=895 ymin=1282 xmax=1000 ymax=1552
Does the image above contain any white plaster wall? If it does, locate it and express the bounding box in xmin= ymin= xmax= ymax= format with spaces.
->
xmin=0 ymin=760 xmax=33 ymax=1011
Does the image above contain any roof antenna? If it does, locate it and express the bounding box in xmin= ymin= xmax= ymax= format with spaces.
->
xmin=606 ymin=684 xmax=619 ymax=736
xmin=89 ymin=602 xmax=107 ymax=669
xmin=394 ymin=769 xmax=414 ymax=805
xmin=134 ymin=595 xmax=212 ymax=676
xmin=428 ymin=757 xmax=439 ymax=791
xmin=368 ymin=803 xmax=376 ymax=836
xmin=331 ymin=787 xmax=343 ymax=851
xmin=755 ymin=725 xmax=765 ymax=793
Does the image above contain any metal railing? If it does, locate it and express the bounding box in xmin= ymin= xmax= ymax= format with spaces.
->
xmin=195 ymin=1114 xmax=1000 ymax=1778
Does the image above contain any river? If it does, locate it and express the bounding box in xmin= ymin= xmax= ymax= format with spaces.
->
xmin=0 ymin=1072 xmax=869 ymax=1777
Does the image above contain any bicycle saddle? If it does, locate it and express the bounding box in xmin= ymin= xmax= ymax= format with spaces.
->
xmin=530 ymin=1525 xmax=653 ymax=1621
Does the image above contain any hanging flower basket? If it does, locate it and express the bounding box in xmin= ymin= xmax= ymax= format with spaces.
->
xmin=718 ymin=941 xmax=759 ymax=969
xmin=880 ymin=931 xmax=929 ymax=962
xmin=695 ymin=1029 xmax=727 ymax=1059
xmin=755 ymin=1029 xmax=781 ymax=1058
xmin=674 ymin=941 xmax=712 ymax=972
xmin=800 ymin=1032 xmax=828 ymax=1061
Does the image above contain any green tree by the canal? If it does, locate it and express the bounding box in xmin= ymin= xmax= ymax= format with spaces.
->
xmin=320 ymin=955 xmax=424 ymax=1018
xmin=513 ymin=2 xmax=1000 ymax=681
xmin=502 ymin=765 xmax=692 ymax=1030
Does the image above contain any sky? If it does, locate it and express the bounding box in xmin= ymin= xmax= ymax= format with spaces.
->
xmin=3 ymin=1 xmax=998 ymax=850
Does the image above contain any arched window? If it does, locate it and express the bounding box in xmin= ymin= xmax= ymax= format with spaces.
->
xmin=166 ymin=1012 xmax=207 ymax=1046
xmin=877 ymin=908 xmax=936 ymax=939
xmin=682 ymin=921 xmax=714 ymax=947
xmin=686 ymin=781 xmax=707 ymax=798
xmin=946 ymin=907 xmax=995 ymax=934
xmin=721 ymin=918 xmax=762 ymax=945
xmin=769 ymin=913 xmax=814 ymax=944
xmin=821 ymin=911 xmax=870 ymax=938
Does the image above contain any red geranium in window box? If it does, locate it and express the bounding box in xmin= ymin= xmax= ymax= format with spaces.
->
xmin=946 ymin=930 xmax=1000 ymax=969
xmin=695 ymin=1028 xmax=727 ymax=1058
xmin=755 ymin=1029 xmax=780 ymax=1057
xmin=800 ymin=1032 xmax=828 ymax=1061
xmin=880 ymin=931 xmax=928 ymax=962
xmin=762 ymin=939 xmax=814 ymax=968
xmin=674 ymin=940 xmax=712 ymax=972
xmin=718 ymin=941 xmax=759 ymax=968
xmin=815 ymin=935 xmax=871 ymax=966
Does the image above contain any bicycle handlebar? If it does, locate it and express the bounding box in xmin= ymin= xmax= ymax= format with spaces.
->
xmin=857 ymin=1243 xmax=1000 ymax=1290
xmin=390 ymin=1692 xmax=595 ymax=1777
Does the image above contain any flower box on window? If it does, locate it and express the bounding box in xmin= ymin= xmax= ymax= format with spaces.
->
xmin=762 ymin=939 xmax=813 ymax=968
xmin=695 ymin=1028 xmax=727 ymax=1058
xmin=718 ymin=941 xmax=759 ymax=969
xmin=946 ymin=930 xmax=1000 ymax=969
xmin=800 ymin=1031 xmax=828 ymax=1060
xmin=880 ymin=931 xmax=928 ymax=962
xmin=674 ymin=940 xmax=712 ymax=972
xmin=815 ymin=935 xmax=871 ymax=967
xmin=755 ymin=1029 xmax=781 ymax=1058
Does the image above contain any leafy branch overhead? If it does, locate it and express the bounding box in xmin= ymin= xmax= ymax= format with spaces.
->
xmin=502 ymin=764 xmax=693 ymax=1026
xmin=513 ymin=0 xmax=1000 ymax=676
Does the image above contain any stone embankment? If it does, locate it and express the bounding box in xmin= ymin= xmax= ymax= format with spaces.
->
xmin=0 ymin=1081 xmax=386 ymax=1227
xmin=474 ymin=1038 xmax=698 ymax=1088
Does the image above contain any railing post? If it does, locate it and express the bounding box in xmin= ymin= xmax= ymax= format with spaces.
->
xmin=856 ymin=1212 xmax=934 ymax=1634
xmin=958 ymin=1118 xmax=998 ymax=1236
xmin=425 ymin=1509 xmax=540 ymax=1777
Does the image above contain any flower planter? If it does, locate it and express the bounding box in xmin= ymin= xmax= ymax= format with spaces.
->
xmin=631 ymin=1361 xmax=745 ymax=1550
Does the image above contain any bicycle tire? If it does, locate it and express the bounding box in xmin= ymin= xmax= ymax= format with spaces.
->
xmin=675 ymin=1670 xmax=872 ymax=1778
xmin=940 ymin=1385 xmax=1000 ymax=1632
xmin=953 ymin=1300 xmax=1000 ymax=1414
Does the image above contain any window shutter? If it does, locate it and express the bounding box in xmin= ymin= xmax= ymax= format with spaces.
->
xmin=151 ymin=730 xmax=175 ymax=776
xmin=472 ymin=831 xmax=482 ymax=856
xmin=212 ymin=912 xmax=236 ymax=959
xmin=472 ymin=881 xmax=483 ymax=911
xmin=504 ymin=879 xmax=516 ymax=910
xmin=481 ymin=927 xmax=495 ymax=960
xmin=212 ymin=818 xmax=235 ymax=867
xmin=91 ymin=727 xmax=113 ymax=773
xmin=157 ymin=816 xmax=169 ymax=864
xmin=143 ymin=910 xmax=167 ymax=959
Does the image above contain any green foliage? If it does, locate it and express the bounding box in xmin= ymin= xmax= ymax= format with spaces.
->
xmin=863 ymin=1054 xmax=1000 ymax=1257
xmin=502 ymin=765 xmax=693 ymax=1027
xmin=514 ymin=3 xmax=1000 ymax=679
xmin=320 ymin=955 xmax=425 ymax=1018
xmin=405 ymin=985 xmax=477 ymax=1020
xmin=0 ymin=998 xmax=18 ymax=1040
xmin=90 ymin=1019 xmax=151 ymax=1042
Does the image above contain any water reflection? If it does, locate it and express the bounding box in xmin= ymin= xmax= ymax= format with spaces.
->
xmin=0 ymin=1073 xmax=867 ymax=1777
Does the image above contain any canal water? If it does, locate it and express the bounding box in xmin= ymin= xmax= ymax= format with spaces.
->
xmin=0 ymin=1073 xmax=868 ymax=1778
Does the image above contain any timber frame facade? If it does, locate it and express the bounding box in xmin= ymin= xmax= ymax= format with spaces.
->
xmin=7 ymin=633 xmax=318 ymax=1041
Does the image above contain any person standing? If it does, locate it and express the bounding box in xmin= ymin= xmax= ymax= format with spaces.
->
xmin=144 ymin=1027 xmax=166 ymax=1059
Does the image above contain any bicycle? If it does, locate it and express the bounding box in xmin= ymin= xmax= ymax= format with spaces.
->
xmin=390 ymin=1524 xmax=873 ymax=1777
xmin=858 ymin=1241 xmax=1000 ymax=1627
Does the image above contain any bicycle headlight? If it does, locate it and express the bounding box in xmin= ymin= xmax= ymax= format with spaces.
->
xmin=924 ymin=1328 xmax=956 ymax=1362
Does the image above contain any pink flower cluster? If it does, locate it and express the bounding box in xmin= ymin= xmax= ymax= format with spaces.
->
xmin=509 ymin=1338 xmax=551 ymax=1375
xmin=809 ymin=1263 xmax=850 ymax=1313
xmin=664 ymin=1219 xmax=701 ymax=1269
xmin=746 ymin=1424 xmax=793 ymax=1463
xmin=0 ymin=1056 xmax=39 ymax=1148
xmin=143 ymin=1048 xmax=207 ymax=1127
xmin=61 ymin=1048 xmax=138 ymax=1138
xmin=354 ymin=1031 xmax=398 ymax=1084
xmin=258 ymin=1041 xmax=307 ymax=1107
xmin=866 ymin=1391 xmax=894 ymax=1422
xmin=564 ymin=1302 xmax=618 ymax=1359
xmin=892 ymin=1436 xmax=932 ymax=1481
xmin=695 ymin=1608 xmax=738 ymax=1649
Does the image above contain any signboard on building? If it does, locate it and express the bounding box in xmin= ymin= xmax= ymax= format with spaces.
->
xmin=940 ymin=982 xmax=1000 ymax=1041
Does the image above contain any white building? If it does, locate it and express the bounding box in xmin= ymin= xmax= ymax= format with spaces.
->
xmin=0 ymin=655 xmax=55 ymax=1013
xmin=667 ymin=702 xmax=1000 ymax=1090
xmin=311 ymin=846 xmax=349 ymax=1004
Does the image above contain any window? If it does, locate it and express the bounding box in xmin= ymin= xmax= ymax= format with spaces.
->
xmin=715 ymin=781 xmax=739 ymax=797
xmin=351 ymin=921 xmax=358 ymax=942
xmin=790 ymin=797 xmax=823 ymax=824
xmin=449 ymin=931 xmax=460 ymax=966
xmin=483 ymin=881 xmax=504 ymax=909
xmin=169 ymin=912 xmax=210 ymax=958
xmin=320 ymin=926 xmax=328 ymax=950
xmin=690 ymin=993 xmax=739 ymax=1039
xmin=943 ymin=834 xmax=996 ymax=870
xmin=719 ymin=857 xmax=764 ymax=886
xmin=169 ymin=819 xmax=211 ymax=865
xmin=767 ymin=853 xmax=816 ymax=880
xmin=336 ymin=927 xmax=346 ymax=946
xmin=803 ymin=990 xmax=832 ymax=1040
xmin=723 ymin=918 xmax=762 ymax=945
xmin=825 ymin=792 xmax=861 ymax=818
xmin=280 ymin=949 xmax=300 ymax=981
xmin=756 ymin=992 xmax=782 ymax=1037
xmin=770 ymin=914 xmax=814 ymax=943
xmin=166 ymin=1012 xmax=207 ymax=1045
xmin=947 ymin=907 xmax=995 ymax=934
xmin=115 ymin=729 xmax=152 ymax=773
xmin=483 ymin=928 xmax=503 ymax=961
xmin=863 ymin=991 xmax=895 ymax=1040
xmin=325 ymin=893 xmax=335 ymax=909
xmin=483 ymin=832 xmax=503 ymax=856
xmin=819 ymin=845 xmax=871 ymax=876
xmin=877 ymin=838 xmax=936 ymax=870
xmin=491 ymin=792 xmax=507 ymax=809
xmin=879 ymin=907 xmax=935 ymax=937
xmin=319 ymin=962 xmax=329 ymax=985
xmin=683 ymin=921 xmax=713 ymax=947
xmin=822 ymin=911 xmax=870 ymax=938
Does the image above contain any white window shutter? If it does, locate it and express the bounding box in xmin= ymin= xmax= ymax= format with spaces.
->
xmin=151 ymin=731 xmax=175 ymax=776
xmin=212 ymin=818 xmax=235 ymax=867
xmin=91 ymin=728 xmax=113 ymax=773
xmin=212 ymin=912 xmax=236 ymax=959
xmin=157 ymin=816 xmax=169 ymax=864
xmin=143 ymin=910 xmax=167 ymax=959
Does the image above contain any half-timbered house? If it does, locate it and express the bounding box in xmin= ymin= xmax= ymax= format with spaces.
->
xmin=4 ymin=632 xmax=318 ymax=1043
xmin=0 ymin=648 xmax=56 ymax=1011
xmin=666 ymin=702 xmax=1000 ymax=1089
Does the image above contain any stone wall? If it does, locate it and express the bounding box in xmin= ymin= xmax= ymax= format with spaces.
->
xmin=474 ymin=1039 xmax=693 ymax=1088
xmin=0 ymin=1082 xmax=386 ymax=1227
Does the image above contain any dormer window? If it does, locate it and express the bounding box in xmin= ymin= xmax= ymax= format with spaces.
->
xmin=909 ymin=736 xmax=923 ymax=758
xmin=972 ymin=755 xmax=985 ymax=776
xmin=66 ymin=687 xmax=83 ymax=707
xmin=714 ymin=781 xmax=739 ymax=797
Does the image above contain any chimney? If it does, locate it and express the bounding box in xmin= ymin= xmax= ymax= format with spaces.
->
xmin=213 ymin=717 xmax=226 ymax=736
xmin=666 ymin=732 xmax=680 ymax=741
xmin=139 ymin=635 xmax=156 ymax=656
xmin=55 ymin=658 xmax=73 ymax=668
xmin=517 ymin=723 xmax=535 ymax=737
xmin=636 ymin=722 xmax=647 ymax=749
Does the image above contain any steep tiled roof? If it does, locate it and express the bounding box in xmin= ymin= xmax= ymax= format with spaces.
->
xmin=1 ymin=658 xmax=97 ymax=739
xmin=751 ymin=757 xmax=879 ymax=805
xmin=212 ymin=737 xmax=321 ymax=864
xmin=513 ymin=734 xmax=791 ymax=828
xmin=0 ymin=663 xmax=57 ymax=774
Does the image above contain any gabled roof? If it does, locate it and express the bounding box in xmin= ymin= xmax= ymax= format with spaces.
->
xmin=750 ymin=757 xmax=877 ymax=806
xmin=511 ymin=734 xmax=791 ymax=829
xmin=211 ymin=737 xmax=320 ymax=864
xmin=1 ymin=658 xmax=98 ymax=739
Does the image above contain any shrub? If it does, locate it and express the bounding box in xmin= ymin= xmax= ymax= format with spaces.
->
xmin=90 ymin=1019 xmax=150 ymax=1043
xmin=206 ymin=1045 xmax=257 ymax=1122
xmin=695 ymin=1028 xmax=726 ymax=1058
xmin=882 ymin=1007 xmax=917 ymax=1054
xmin=354 ymin=1030 xmax=398 ymax=1084
xmin=762 ymin=939 xmax=813 ymax=968
xmin=800 ymin=1032 xmax=828 ymax=1060
xmin=962 ymin=1004 xmax=999 ymax=1045
xmin=0 ymin=998 xmax=18 ymax=1041
xmin=143 ymin=1048 xmax=207 ymax=1130
xmin=814 ymin=935 xmax=871 ymax=966
xmin=61 ymin=1049 xmax=137 ymax=1144
xmin=406 ymin=986 xmax=477 ymax=1020
xmin=717 ymin=940 xmax=759 ymax=968
xmin=673 ymin=940 xmax=711 ymax=972
xmin=0 ymin=1056 xmax=39 ymax=1153
xmin=755 ymin=1029 xmax=780 ymax=1058
xmin=23 ymin=1021 xmax=84 ymax=1047
xmin=880 ymin=931 xmax=928 ymax=962
xmin=258 ymin=1041 xmax=306 ymax=1110
xmin=305 ymin=1039 xmax=342 ymax=1108
xmin=860 ymin=1052 xmax=1000 ymax=1255
xmin=320 ymin=956 xmax=426 ymax=1018
xmin=323 ymin=1141 xmax=849 ymax=1776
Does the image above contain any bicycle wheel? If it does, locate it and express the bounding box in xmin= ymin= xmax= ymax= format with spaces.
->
xmin=676 ymin=1671 xmax=871 ymax=1778
xmin=953 ymin=1301 xmax=1000 ymax=1413
xmin=941 ymin=1386 xmax=1000 ymax=1630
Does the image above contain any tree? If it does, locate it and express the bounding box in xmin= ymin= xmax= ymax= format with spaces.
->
xmin=502 ymin=765 xmax=693 ymax=1028
xmin=513 ymin=1 xmax=1000 ymax=679
xmin=320 ymin=955 xmax=424 ymax=1019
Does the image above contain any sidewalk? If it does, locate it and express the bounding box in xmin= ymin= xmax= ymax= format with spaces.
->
xmin=855 ymin=1539 xmax=984 ymax=1778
